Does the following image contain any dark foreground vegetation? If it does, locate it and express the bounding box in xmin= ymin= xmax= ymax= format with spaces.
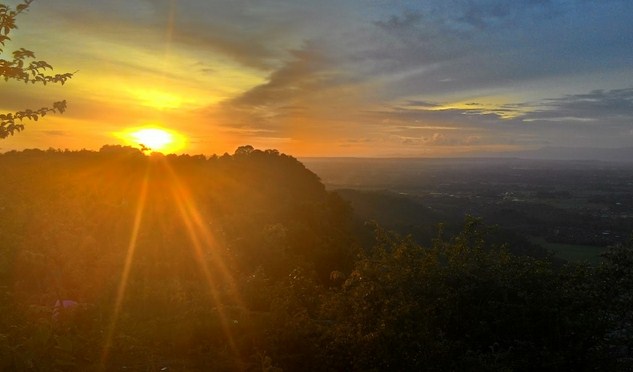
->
xmin=1 ymin=147 xmax=632 ymax=371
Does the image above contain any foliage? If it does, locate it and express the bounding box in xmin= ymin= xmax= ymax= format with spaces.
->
xmin=0 ymin=0 xmax=73 ymax=138
xmin=317 ymin=218 xmax=625 ymax=371
xmin=0 ymin=147 xmax=355 ymax=370
xmin=0 ymin=147 xmax=632 ymax=370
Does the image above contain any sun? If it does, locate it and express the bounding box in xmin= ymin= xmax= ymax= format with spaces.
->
xmin=131 ymin=128 xmax=173 ymax=151
xmin=116 ymin=126 xmax=186 ymax=153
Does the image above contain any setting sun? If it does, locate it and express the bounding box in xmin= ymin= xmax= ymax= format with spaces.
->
xmin=132 ymin=128 xmax=172 ymax=150
xmin=115 ymin=126 xmax=187 ymax=153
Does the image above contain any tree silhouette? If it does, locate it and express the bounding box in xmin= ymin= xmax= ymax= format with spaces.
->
xmin=0 ymin=0 xmax=73 ymax=138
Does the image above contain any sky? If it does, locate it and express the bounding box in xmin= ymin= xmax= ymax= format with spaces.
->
xmin=1 ymin=0 xmax=632 ymax=157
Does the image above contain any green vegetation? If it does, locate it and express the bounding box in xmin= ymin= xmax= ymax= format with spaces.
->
xmin=0 ymin=147 xmax=632 ymax=371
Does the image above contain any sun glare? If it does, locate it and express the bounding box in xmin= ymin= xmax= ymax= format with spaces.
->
xmin=133 ymin=88 xmax=183 ymax=110
xmin=116 ymin=126 xmax=186 ymax=153
xmin=132 ymin=128 xmax=172 ymax=150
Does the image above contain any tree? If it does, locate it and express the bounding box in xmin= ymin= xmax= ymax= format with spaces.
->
xmin=0 ymin=0 xmax=73 ymax=139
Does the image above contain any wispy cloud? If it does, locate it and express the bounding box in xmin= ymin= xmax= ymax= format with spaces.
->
xmin=524 ymin=88 xmax=633 ymax=123
xmin=4 ymin=0 xmax=633 ymax=155
xmin=42 ymin=130 xmax=69 ymax=137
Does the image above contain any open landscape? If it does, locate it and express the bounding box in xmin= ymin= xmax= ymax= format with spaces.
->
xmin=304 ymin=157 xmax=633 ymax=264
xmin=2 ymin=0 xmax=633 ymax=370
xmin=0 ymin=147 xmax=632 ymax=370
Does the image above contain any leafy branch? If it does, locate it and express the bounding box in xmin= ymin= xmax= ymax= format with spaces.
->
xmin=1 ymin=0 xmax=73 ymax=138
xmin=0 ymin=100 xmax=66 ymax=138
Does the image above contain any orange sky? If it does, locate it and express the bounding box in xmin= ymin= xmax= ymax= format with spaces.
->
xmin=1 ymin=0 xmax=632 ymax=157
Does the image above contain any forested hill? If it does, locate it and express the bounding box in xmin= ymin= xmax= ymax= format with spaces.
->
xmin=0 ymin=146 xmax=355 ymax=287
xmin=1 ymin=146 xmax=632 ymax=371
xmin=0 ymin=146 xmax=356 ymax=369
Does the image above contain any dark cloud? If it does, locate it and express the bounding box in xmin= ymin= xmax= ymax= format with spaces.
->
xmin=367 ymin=0 xmax=633 ymax=99
xmin=382 ymin=88 xmax=633 ymax=127
xmin=454 ymin=0 xmax=559 ymax=30
xmin=43 ymin=130 xmax=69 ymax=136
xmin=212 ymin=45 xmax=327 ymax=130
xmin=229 ymin=46 xmax=327 ymax=107
xmin=372 ymin=104 xmax=505 ymax=128
xmin=214 ymin=41 xmax=373 ymax=133
xmin=526 ymin=88 xmax=633 ymax=122
xmin=403 ymin=100 xmax=441 ymax=108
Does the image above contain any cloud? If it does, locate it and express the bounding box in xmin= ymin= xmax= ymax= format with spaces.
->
xmin=7 ymin=0 xmax=633 ymax=155
xmin=398 ymin=132 xmax=483 ymax=147
xmin=366 ymin=86 xmax=633 ymax=151
xmin=524 ymin=88 xmax=633 ymax=123
xmin=380 ymin=87 xmax=633 ymax=127
xmin=209 ymin=40 xmax=378 ymax=137
xmin=402 ymin=132 xmax=449 ymax=146
xmin=30 ymin=0 xmax=633 ymax=101
xmin=42 ymin=130 xmax=69 ymax=136
xmin=403 ymin=100 xmax=441 ymax=109
xmin=228 ymin=45 xmax=327 ymax=108
xmin=367 ymin=0 xmax=633 ymax=100
xmin=28 ymin=0 xmax=288 ymax=70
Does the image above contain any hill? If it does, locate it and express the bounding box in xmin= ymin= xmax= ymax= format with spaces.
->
xmin=0 ymin=147 xmax=632 ymax=371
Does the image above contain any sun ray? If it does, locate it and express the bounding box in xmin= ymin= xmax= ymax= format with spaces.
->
xmin=156 ymin=159 xmax=252 ymax=365
xmin=100 ymin=167 xmax=150 ymax=367
xmin=167 ymin=168 xmax=241 ymax=290
xmin=96 ymin=155 xmax=251 ymax=368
